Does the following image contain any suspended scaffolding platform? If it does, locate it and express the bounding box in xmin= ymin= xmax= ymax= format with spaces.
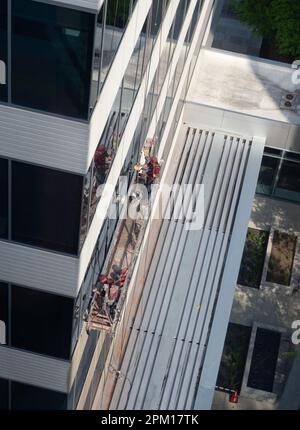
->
xmin=86 ymin=269 xmax=128 ymax=334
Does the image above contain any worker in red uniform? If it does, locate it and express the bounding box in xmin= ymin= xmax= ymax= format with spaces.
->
xmin=145 ymin=156 xmax=160 ymax=186
xmin=94 ymin=144 xmax=111 ymax=184
xmin=134 ymin=156 xmax=161 ymax=186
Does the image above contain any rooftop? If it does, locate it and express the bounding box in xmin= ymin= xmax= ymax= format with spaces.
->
xmin=187 ymin=48 xmax=300 ymax=126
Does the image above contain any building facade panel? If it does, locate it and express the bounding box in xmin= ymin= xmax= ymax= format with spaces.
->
xmin=0 ymin=346 xmax=70 ymax=393
xmin=0 ymin=240 xmax=79 ymax=296
xmin=78 ymin=0 xmax=195 ymax=288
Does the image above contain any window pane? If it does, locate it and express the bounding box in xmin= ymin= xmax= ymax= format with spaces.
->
xmin=0 ymin=157 xmax=8 ymax=239
xmin=100 ymin=0 xmax=137 ymax=87
xmin=274 ymin=160 xmax=300 ymax=202
xmin=256 ymin=155 xmax=279 ymax=196
xmin=0 ymin=0 xmax=7 ymax=102
xmin=12 ymin=161 xmax=83 ymax=254
xmin=12 ymin=0 xmax=94 ymax=119
xmin=11 ymin=381 xmax=67 ymax=410
xmin=11 ymin=285 xmax=74 ymax=359
xmin=0 ymin=282 xmax=8 ymax=345
xmin=0 ymin=377 xmax=9 ymax=410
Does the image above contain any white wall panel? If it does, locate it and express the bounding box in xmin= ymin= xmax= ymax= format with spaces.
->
xmin=184 ymin=102 xmax=300 ymax=152
xmin=0 ymin=104 xmax=89 ymax=174
xmin=0 ymin=346 xmax=70 ymax=393
xmin=34 ymin=0 xmax=103 ymax=12
xmin=0 ymin=241 xmax=79 ymax=297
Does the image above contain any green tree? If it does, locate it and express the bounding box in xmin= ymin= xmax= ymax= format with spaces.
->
xmin=232 ymin=0 xmax=300 ymax=59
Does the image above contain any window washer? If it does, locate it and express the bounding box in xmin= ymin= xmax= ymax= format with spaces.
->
xmin=145 ymin=156 xmax=161 ymax=186
xmin=94 ymin=144 xmax=111 ymax=184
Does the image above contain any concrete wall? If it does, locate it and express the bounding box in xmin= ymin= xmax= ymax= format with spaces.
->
xmin=184 ymin=102 xmax=300 ymax=153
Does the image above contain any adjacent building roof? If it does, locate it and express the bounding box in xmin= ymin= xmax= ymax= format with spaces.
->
xmin=110 ymin=125 xmax=265 ymax=409
xmin=187 ymin=48 xmax=300 ymax=126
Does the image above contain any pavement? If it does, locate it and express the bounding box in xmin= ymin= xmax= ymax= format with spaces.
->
xmin=212 ymin=195 xmax=300 ymax=410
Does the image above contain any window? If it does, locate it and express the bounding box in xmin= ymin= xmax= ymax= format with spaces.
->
xmin=80 ymin=1 xmax=170 ymax=243
xmin=0 ymin=0 xmax=7 ymax=102
xmin=0 ymin=282 xmax=8 ymax=345
xmin=11 ymin=0 xmax=94 ymax=119
xmin=0 ymin=158 xmax=8 ymax=239
xmin=256 ymin=151 xmax=300 ymax=203
xmin=274 ymin=160 xmax=300 ymax=202
xmin=256 ymin=155 xmax=279 ymax=195
xmin=0 ymin=378 xmax=9 ymax=410
xmin=100 ymin=0 xmax=137 ymax=88
xmin=12 ymin=161 xmax=83 ymax=254
xmin=11 ymin=381 xmax=67 ymax=410
xmin=11 ymin=285 xmax=74 ymax=359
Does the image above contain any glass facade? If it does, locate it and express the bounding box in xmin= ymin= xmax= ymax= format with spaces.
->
xmin=1 ymin=0 xmax=160 ymax=119
xmin=0 ymin=0 xmax=7 ymax=102
xmin=0 ymin=157 xmax=84 ymax=255
xmin=0 ymin=282 xmax=8 ymax=345
xmin=0 ymin=378 xmax=67 ymax=410
xmin=11 ymin=161 xmax=83 ymax=255
xmin=256 ymin=148 xmax=300 ymax=203
xmin=0 ymin=283 xmax=74 ymax=359
xmin=0 ymin=157 xmax=8 ymax=239
xmin=274 ymin=160 xmax=300 ymax=202
xmin=256 ymin=155 xmax=279 ymax=195
xmin=11 ymin=0 xmax=94 ymax=119
xmin=79 ymin=0 xmax=199 ymax=248
xmin=90 ymin=0 xmax=138 ymax=111
xmin=0 ymin=378 xmax=9 ymax=410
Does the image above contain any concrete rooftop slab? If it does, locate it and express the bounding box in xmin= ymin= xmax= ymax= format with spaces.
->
xmin=187 ymin=48 xmax=300 ymax=126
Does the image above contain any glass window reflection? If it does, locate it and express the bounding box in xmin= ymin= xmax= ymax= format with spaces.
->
xmin=12 ymin=0 xmax=94 ymax=119
xmin=0 ymin=0 xmax=8 ymax=102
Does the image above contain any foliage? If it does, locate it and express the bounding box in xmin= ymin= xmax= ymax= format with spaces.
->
xmin=232 ymin=0 xmax=300 ymax=59
xmin=282 ymin=351 xmax=296 ymax=359
xmin=238 ymin=229 xmax=269 ymax=288
xmin=266 ymin=231 xmax=296 ymax=286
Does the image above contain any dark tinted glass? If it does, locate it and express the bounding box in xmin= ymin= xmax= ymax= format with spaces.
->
xmin=264 ymin=147 xmax=282 ymax=156
xmin=0 ymin=282 xmax=8 ymax=345
xmin=247 ymin=328 xmax=281 ymax=392
xmin=11 ymin=381 xmax=67 ymax=410
xmin=256 ymin=155 xmax=279 ymax=195
xmin=277 ymin=160 xmax=300 ymax=192
xmin=274 ymin=160 xmax=300 ymax=202
xmin=0 ymin=157 xmax=8 ymax=238
xmin=11 ymin=0 xmax=94 ymax=118
xmin=11 ymin=285 xmax=74 ymax=359
xmin=12 ymin=161 xmax=83 ymax=254
xmin=0 ymin=377 xmax=8 ymax=410
xmin=0 ymin=0 xmax=7 ymax=102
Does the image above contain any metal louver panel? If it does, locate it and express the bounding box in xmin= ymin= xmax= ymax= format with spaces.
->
xmin=110 ymin=125 xmax=265 ymax=410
